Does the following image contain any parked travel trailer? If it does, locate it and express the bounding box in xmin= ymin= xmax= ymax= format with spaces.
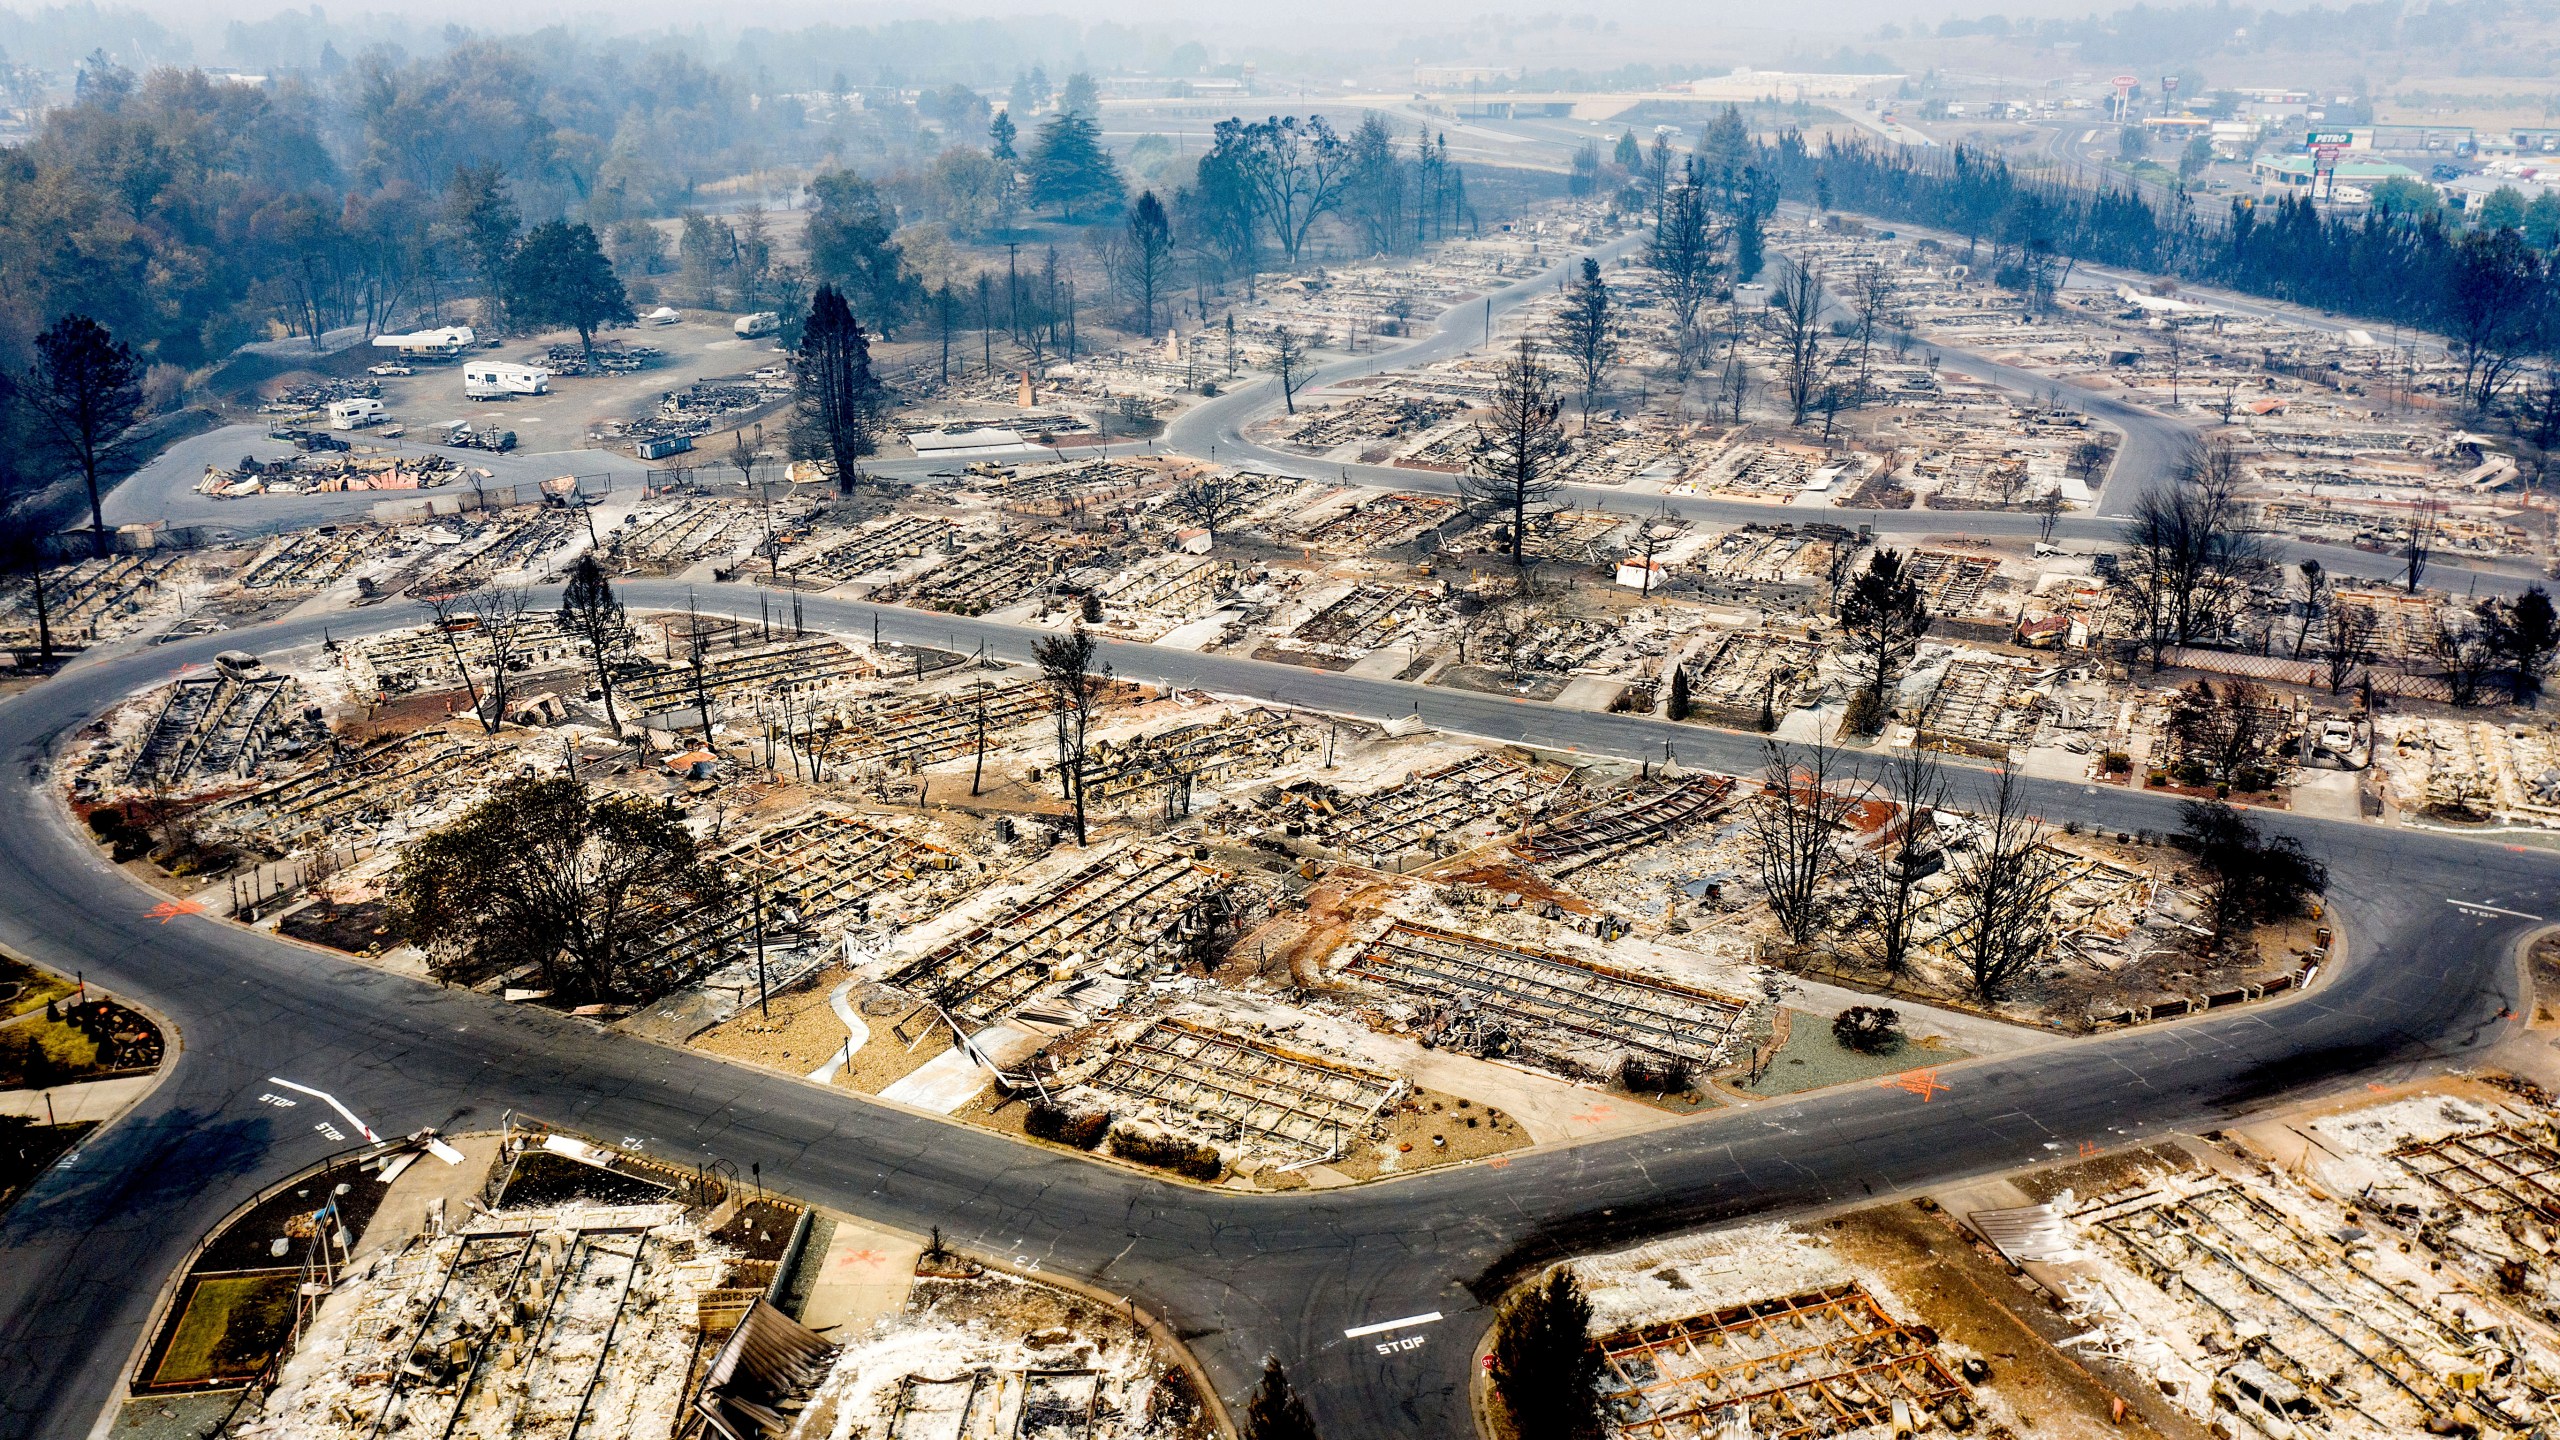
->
xmin=463 ymin=362 xmax=551 ymax=399
xmin=370 ymin=325 xmax=475 ymax=360
xmin=733 ymin=312 xmax=780 ymax=339
xmin=326 ymin=398 xmax=389 ymax=430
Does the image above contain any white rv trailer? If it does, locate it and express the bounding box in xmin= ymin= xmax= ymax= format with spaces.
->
xmin=463 ymin=361 xmax=551 ymax=399
xmin=326 ymin=398 xmax=389 ymax=430
xmin=371 ymin=325 xmax=476 ymax=359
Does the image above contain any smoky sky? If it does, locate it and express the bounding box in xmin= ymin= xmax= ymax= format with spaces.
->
xmin=2 ymin=0 xmax=2287 ymax=73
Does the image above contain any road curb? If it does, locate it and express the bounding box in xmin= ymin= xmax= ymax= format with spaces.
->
xmin=86 ymin=1126 xmax=406 ymax=1440
xmin=29 ymin=966 xmax=188 ymax=1440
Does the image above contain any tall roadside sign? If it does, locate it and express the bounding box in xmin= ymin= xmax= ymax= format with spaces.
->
xmin=2307 ymin=129 xmax=2354 ymax=200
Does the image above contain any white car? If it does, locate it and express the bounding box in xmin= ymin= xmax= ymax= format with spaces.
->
xmin=366 ymin=363 xmax=414 ymax=377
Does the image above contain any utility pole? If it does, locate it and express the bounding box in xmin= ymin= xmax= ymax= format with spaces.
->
xmin=1006 ymin=242 xmax=1023 ymax=344
xmin=751 ymin=873 xmax=770 ymax=1021
xmin=971 ymin=678 xmax=990 ymax=797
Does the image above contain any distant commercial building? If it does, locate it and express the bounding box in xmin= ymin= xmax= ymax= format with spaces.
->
xmin=2240 ymin=99 xmax=2312 ymax=123
xmin=2142 ymin=115 xmax=2214 ymax=140
xmin=1413 ymin=65 xmax=1525 ymax=87
xmin=2210 ymin=120 xmax=2267 ymax=155
xmin=1683 ymin=69 xmax=1902 ymax=102
xmin=2363 ymin=123 xmax=2476 ymax=156
xmin=2439 ymin=170 xmax=2560 ymax=214
xmin=2251 ymin=153 xmax=2419 ymax=191
xmin=1449 ymin=96 xmax=1579 ymax=118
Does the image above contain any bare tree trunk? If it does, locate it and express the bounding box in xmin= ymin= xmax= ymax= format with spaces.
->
xmin=1951 ymin=766 xmax=2063 ymax=1002
xmin=419 ymin=586 xmax=494 ymax=733
xmin=1748 ymin=740 xmax=1869 ymax=944
xmin=1859 ymin=747 xmax=1947 ymax=975
xmin=1034 ymin=627 xmax=1108 ymax=846
xmin=971 ymin=681 xmax=989 ymax=798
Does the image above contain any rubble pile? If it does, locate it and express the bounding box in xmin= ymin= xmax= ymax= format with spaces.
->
xmin=238 ymin=1201 xmax=728 ymax=1440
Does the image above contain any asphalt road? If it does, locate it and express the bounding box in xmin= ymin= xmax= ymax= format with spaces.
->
xmin=105 ymin=210 xmax=2536 ymax=598
xmin=6 ymin=214 xmax=2554 ymax=1439
xmin=98 ymin=422 xmax=667 ymax=535
xmin=1161 ymin=211 xmax=2188 ymax=509
xmin=1156 ymin=219 xmax=2541 ymax=596
xmin=2 ymin=586 xmax=2557 ymax=1440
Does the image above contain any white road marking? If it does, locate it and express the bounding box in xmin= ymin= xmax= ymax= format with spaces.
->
xmin=265 ymin=1077 xmax=379 ymax=1142
xmin=2448 ymin=899 xmax=2543 ymax=921
xmin=1344 ymin=1311 xmax=1443 ymax=1340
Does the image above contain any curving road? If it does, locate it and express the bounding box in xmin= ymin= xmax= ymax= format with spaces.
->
xmin=1157 ymin=226 xmax=2539 ymax=594
xmin=5 ymin=233 xmax=2557 ymax=1440
xmin=102 ymin=220 xmax=2533 ymax=595
xmin=2 ymin=584 xmax=2556 ymax=1440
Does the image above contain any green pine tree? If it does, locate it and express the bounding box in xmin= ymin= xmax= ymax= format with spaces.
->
xmin=505 ymin=221 xmax=633 ymax=364
xmin=806 ymin=169 xmax=923 ymax=335
xmin=1027 ymin=111 xmax=1124 ymax=223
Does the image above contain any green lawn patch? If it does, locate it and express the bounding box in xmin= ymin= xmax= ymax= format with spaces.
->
xmin=149 ymin=1272 xmax=301 ymax=1387
xmin=1730 ymin=1009 xmax=1969 ymax=1097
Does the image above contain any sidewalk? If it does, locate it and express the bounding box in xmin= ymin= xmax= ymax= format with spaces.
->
xmin=1779 ymin=975 xmax=2057 ymax=1057
xmin=0 ymin=1074 xmax=155 ymax=1124
xmin=796 ymin=1211 xmax=924 ymax=1339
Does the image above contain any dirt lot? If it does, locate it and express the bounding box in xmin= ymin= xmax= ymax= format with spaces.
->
xmin=959 ymin=1080 xmax=1527 ymax=1190
xmin=1330 ymin=1087 xmax=1530 ymax=1180
xmin=689 ymin=976 xmax=955 ymax=1093
xmin=264 ymin=316 xmax=788 ymax=459
xmin=1232 ymin=871 xmax=1406 ymax=988
xmin=277 ymin=898 xmax=395 ymax=955
xmin=2001 ymin=1141 xmax=2200 ymax=1207
xmin=2529 ymin=930 xmax=2560 ymax=1024
xmin=689 ymin=973 xmax=846 ymax=1073
xmin=1825 ymin=1196 xmax=2209 ymax=1440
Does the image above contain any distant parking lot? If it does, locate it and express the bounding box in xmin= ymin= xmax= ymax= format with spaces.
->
xmin=357 ymin=314 xmax=787 ymax=455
